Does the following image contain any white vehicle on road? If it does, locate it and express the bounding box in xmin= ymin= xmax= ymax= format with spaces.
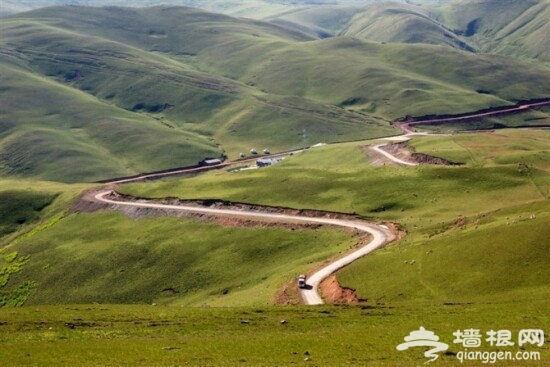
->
xmin=297 ymin=275 xmax=307 ymax=289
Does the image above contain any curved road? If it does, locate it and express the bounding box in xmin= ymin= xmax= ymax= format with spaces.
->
xmin=372 ymin=143 xmax=418 ymax=166
xmin=94 ymin=191 xmax=394 ymax=305
xmin=93 ymin=100 xmax=548 ymax=304
xmin=399 ymin=100 xmax=550 ymax=134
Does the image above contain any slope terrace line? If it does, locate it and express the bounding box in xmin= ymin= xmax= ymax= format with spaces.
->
xmin=93 ymin=191 xmax=395 ymax=305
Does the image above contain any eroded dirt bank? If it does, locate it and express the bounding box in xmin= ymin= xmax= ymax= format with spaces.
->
xmin=320 ymin=275 xmax=360 ymax=304
xmin=73 ymin=189 xmax=378 ymax=223
xmin=378 ymin=142 xmax=463 ymax=166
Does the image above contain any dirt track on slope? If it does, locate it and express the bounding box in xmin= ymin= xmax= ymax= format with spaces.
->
xmin=397 ymin=98 xmax=550 ymax=133
xmin=378 ymin=142 xmax=463 ymax=166
xmin=81 ymin=190 xmax=400 ymax=305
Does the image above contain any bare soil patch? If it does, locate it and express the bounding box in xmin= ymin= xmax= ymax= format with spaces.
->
xmin=361 ymin=145 xmax=394 ymax=166
xmin=275 ymin=279 xmax=302 ymax=305
xmin=319 ymin=275 xmax=361 ymax=304
xmin=379 ymin=142 xmax=463 ymax=166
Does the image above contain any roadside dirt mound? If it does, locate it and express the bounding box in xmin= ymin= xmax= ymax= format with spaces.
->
xmin=319 ymin=275 xmax=361 ymax=304
xmin=74 ymin=189 xmax=373 ymax=222
xmin=275 ymin=280 xmax=301 ymax=305
xmin=380 ymin=142 xmax=463 ymax=166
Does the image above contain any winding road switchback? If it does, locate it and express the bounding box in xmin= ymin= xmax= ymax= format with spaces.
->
xmin=93 ymin=191 xmax=395 ymax=305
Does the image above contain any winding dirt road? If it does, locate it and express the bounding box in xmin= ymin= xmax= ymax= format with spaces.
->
xmin=93 ymin=191 xmax=394 ymax=305
xmin=92 ymin=101 xmax=548 ymax=304
xmin=398 ymin=99 xmax=550 ymax=134
xmin=372 ymin=143 xmax=418 ymax=166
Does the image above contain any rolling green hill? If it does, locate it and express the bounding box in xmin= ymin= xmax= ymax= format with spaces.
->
xmin=0 ymin=131 xmax=547 ymax=365
xmin=1 ymin=3 xmax=548 ymax=365
xmin=1 ymin=6 xmax=397 ymax=181
xmin=0 ymin=63 xmax=223 ymax=182
xmin=0 ymin=191 xmax=57 ymax=237
xmin=7 ymin=212 xmax=353 ymax=306
xmin=339 ymin=0 xmax=550 ymax=63
xmin=341 ymin=2 xmax=475 ymax=51
xmin=0 ymin=0 xmax=315 ymax=18
xmin=437 ymin=0 xmax=550 ymax=62
xmin=3 ymin=5 xmax=550 ymax=182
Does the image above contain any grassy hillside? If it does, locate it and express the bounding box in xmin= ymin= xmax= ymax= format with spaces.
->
xmin=2 ymin=5 xmax=550 ymax=182
xmin=437 ymin=0 xmax=550 ymax=62
xmin=339 ymin=0 xmax=550 ymax=63
xmin=0 ymin=179 xmax=89 ymax=306
xmin=0 ymin=130 xmax=547 ymax=365
xmin=340 ymin=200 xmax=550 ymax=304
xmin=266 ymin=5 xmax=363 ymax=37
xmin=0 ymin=0 xmax=311 ymax=18
xmin=1 ymin=7 xmax=397 ymax=181
xmin=341 ymin=2 xmax=474 ymax=51
xmin=121 ymin=130 xmax=550 ymax=224
xmin=3 ymin=130 xmax=547 ymax=309
xmin=0 ymin=191 xmax=56 ymax=237
xmin=410 ymin=107 xmax=550 ymax=133
xmin=339 ymin=131 xmax=550 ymax=304
xmin=0 ymin=177 xmax=357 ymax=307
xmin=120 ymin=129 xmax=549 ymax=307
xmin=0 ymin=63 xmax=223 ymax=182
xmin=13 ymin=6 xmax=550 ymax=109
xmin=7 ymin=211 xmax=353 ymax=306
xmin=409 ymin=129 xmax=550 ymax=170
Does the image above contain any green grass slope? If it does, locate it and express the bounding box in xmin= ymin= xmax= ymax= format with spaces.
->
xmin=341 ymin=2 xmax=475 ymax=51
xmin=266 ymin=5 xmax=363 ymax=37
xmin=7 ymin=211 xmax=353 ymax=306
xmin=0 ymin=191 xmax=56 ymax=237
xmin=340 ymin=129 xmax=550 ymax=304
xmin=0 ymin=179 xmax=89 ymax=306
xmin=0 ymin=178 xmax=356 ymax=307
xmin=120 ymin=129 xmax=550 ymax=307
xmin=3 ymin=5 xmax=550 ymax=182
xmin=437 ymin=0 xmax=550 ymax=62
xmin=9 ymin=5 xmax=550 ymax=122
xmin=0 ymin=0 xmax=310 ymax=18
xmin=1 ymin=6 xmax=397 ymax=180
xmin=0 ymin=63 xmax=222 ymax=182
xmin=339 ymin=0 xmax=550 ymax=63
xmin=232 ymin=38 xmax=550 ymax=119
xmin=340 ymin=201 xmax=550 ymax=304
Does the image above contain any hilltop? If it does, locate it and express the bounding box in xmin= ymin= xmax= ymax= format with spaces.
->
xmin=341 ymin=0 xmax=550 ymax=63
xmin=340 ymin=2 xmax=475 ymax=51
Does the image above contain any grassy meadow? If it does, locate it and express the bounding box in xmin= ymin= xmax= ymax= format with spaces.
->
xmin=0 ymin=302 xmax=548 ymax=366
